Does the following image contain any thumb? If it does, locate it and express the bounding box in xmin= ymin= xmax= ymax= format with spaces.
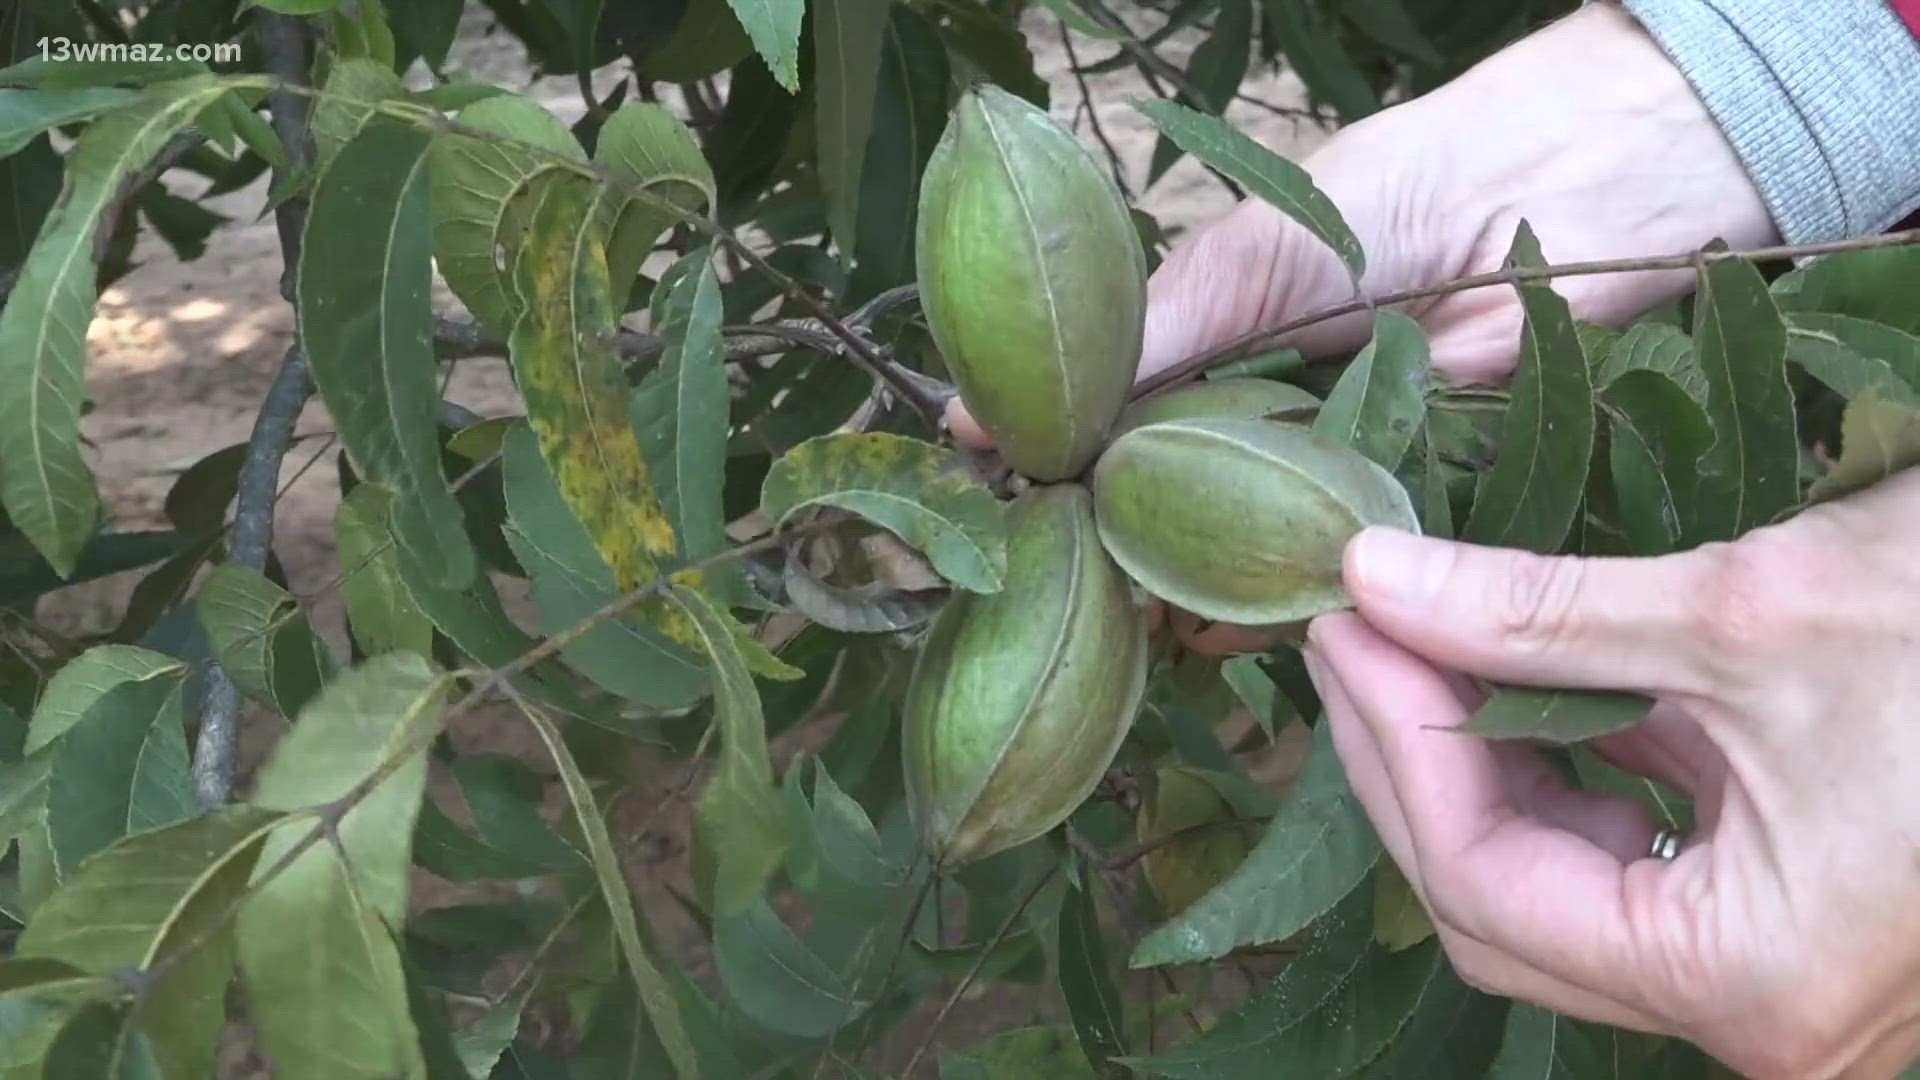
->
xmin=946 ymin=199 xmax=1367 ymax=450
xmin=1341 ymin=527 xmax=1721 ymax=696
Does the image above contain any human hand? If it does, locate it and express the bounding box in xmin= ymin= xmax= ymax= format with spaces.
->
xmin=1302 ymin=468 xmax=1920 ymax=1080
xmin=950 ymin=2 xmax=1779 ymax=654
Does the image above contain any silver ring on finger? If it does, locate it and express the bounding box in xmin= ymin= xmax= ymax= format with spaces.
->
xmin=1648 ymin=828 xmax=1683 ymax=861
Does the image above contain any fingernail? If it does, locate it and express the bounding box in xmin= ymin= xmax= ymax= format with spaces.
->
xmin=1349 ymin=527 xmax=1455 ymax=608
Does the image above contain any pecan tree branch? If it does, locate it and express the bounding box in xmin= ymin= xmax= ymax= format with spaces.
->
xmin=193 ymin=12 xmax=316 ymax=808
xmin=1133 ymin=227 xmax=1920 ymax=399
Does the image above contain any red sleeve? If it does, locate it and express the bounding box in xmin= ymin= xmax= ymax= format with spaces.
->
xmin=1893 ymin=0 xmax=1920 ymax=41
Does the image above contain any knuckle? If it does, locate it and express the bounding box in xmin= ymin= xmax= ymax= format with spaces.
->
xmin=1491 ymin=551 xmax=1589 ymax=656
xmin=1435 ymin=929 xmax=1504 ymax=997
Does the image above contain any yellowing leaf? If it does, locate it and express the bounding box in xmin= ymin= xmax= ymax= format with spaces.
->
xmin=507 ymin=175 xmax=677 ymax=594
xmin=1810 ymin=391 xmax=1920 ymax=504
xmin=1371 ymin=862 xmax=1434 ymax=951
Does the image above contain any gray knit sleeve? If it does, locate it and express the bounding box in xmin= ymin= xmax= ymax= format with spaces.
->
xmin=1606 ymin=0 xmax=1920 ymax=243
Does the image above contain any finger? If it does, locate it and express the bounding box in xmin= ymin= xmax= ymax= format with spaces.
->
xmin=1308 ymin=640 xmax=1669 ymax=1032
xmin=942 ymin=396 xmax=992 ymax=450
xmin=1343 ymin=527 xmax=1721 ymax=696
xmin=1309 ymin=613 xmax=1685 ymax=1006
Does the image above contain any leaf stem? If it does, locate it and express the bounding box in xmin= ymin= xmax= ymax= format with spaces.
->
xmin=1134 ymin=228 xmax=1920 ymax=399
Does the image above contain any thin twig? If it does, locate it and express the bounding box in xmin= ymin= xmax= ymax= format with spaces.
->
xmin=900 ymin=864 xmax=1060 ymax=1077
xmin=1075 ymin=0 xmax=1245 ymax=201
xmin=1133 ymin=228 xmax=1920 ymax=399
xmin=1059 ymin=24 xmax=1134 ymax=203
xmin=192 ymin=12 xmax=315 ymax=809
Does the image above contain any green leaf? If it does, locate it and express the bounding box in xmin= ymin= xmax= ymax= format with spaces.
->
xmin=1689 ymin=253 xmax=1798 ymax=543
xmin=638 ymin=0 xmax=754 ymax=83
xmin=1571 ymin=749 xmax=1693 ymax=834
xmin=1313 ymin=309 xmax=1431 ymax=470
xmin=196 ymin=564 xmax=337 ymax=718
xmin=0 ymin=958 xmax=113 ymax=1072
xmin=1462 ymin=223 xmax=1594 ymax=553
xmin=941 ymin=1027 xmax=1098 ymax=1079
xmin=238 ymin=654 xmax=450 ymax=1080
xmin=1256 ymin=0 xmax=1379 ymax=120
xmin=0 ymin=75 xmax=234 ymax=576
xmin=19 ymin=806 xmax=282 ymax=1080
xmin=713 ymin=898 xmax=866 ymax=1038
xmin=310 ymin=58 xmax=406 ymax=173
xmin=452 ymin=754 xmax=583 ymax=872
xmin=815 ymin=0 xmax=890 ymax=255
xmin=761 ymin=432 xmax=1009 ymax=592
xmin=248 ymin=0 xmax=340 ymax=12
xmin=302 ymin=115 xmax=476 ymax=591
xmin=1035 ymin=0 xmax=1125 ymax=37
xmin=1488 ymin=1005 xmax=1644 ymax=1079
xmin=1131 ymin=720 xmax=1380 ymax=968
xmin=724 ymin=0 xmax=805 ymax=91
xmin=1809 ymin=391 xmax=1920 ymax=503
xmin=850 ymin=7 xmax=952 ymax=300
xmin=410 ymin=798 xmax=551 ymax=883
xmin=390 ymin=0 xmax=465 ymax=70
xmin=1136 ymin=765 xmax=1268 ymax=920
xmin=1605 ymin=370 xmax=1713 ymax=556
xmin=1134 ymin=97 xmax=1365 ymax=279
xmin=0 ymin=87 xmax=137 ymax=157
xmin=393 ymin=538 xmax=611 ymax=725
xmin=1466 ymin=686 xmax=1653 ymax=744
xmin=1596 ymin=322 xmax=1706 ymax=405
xmin=1123 ymin=888 xmax=1440 ymax=1078
xmin=1148 ymin=0 xmax=1250 ymax=184
xmin=1058 ymin=875 xmax=1127 ymax=1076
xmin=1372 ymin=861 xmax=1434 ymax=951
xmin=675 ymin=585 xmax=788 ymax=915
xmin=1419 ymin=427 xmax=1453 ymax=539
xmin=593 ymin=102 xmax=716 ymax=304
xmin=46 ymin=677 xmax=195 ymax=874
xmin=1220 ymin=655 xmax=1279 ymax=738
xmin=25 ymin=645 xmax=179 ymax=753
xmin=629 ymin=247 xmax=736 ymax=594
xmin=455 ymin=986 xmax=531 ymax=1079
xmin=428 ymin=93 xmax=585 ymax=339
xmin=1786 ymin=312 xmax=1920 ymax=404
xmin=336 ymin=484 xmax=436 ymax=658
xmin=40 ymin=1002 xmax=164 ymax=1079
xmin=1777 ymin=245 xmax=1920 ymax=334
xmin=0 ymin=749 xmax=51 ymax=847
xmin=1358 ymin=961 xmax=1509 ymax=1079
xmin=0 ymin=57 xmax=208 ymax=89
xmin=499 ymin=423 xmax=710 ymax=708
xmin=0 ymin=529 xmax=189 ymax=606
xmin=517 ymin=698 xmax=698 ymax=1080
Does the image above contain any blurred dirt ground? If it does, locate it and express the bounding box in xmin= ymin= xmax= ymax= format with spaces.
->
xmin=34 ymin=5 xmax=1333 ymax=1074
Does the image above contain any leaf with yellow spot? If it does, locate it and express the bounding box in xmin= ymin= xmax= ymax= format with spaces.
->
xmin=760 ymin=432 xmax=1008 ymax=593
xmin=507 ymin=175 xmax=685 ymax=606
xmin=505 ymin=174 xmax=798 ymax=683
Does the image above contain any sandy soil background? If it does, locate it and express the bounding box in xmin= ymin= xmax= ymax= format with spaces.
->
xmin=38 ymin=5 xmax=1333 ymax=1073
